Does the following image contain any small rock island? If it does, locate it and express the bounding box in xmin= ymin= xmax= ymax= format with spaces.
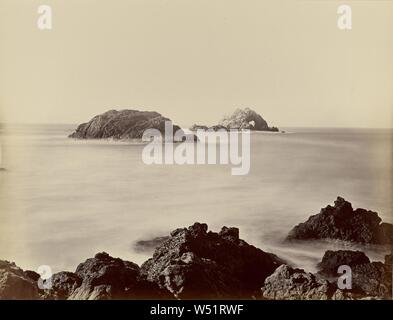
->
xmin=191 ymin=108 xmax=279 ymax=132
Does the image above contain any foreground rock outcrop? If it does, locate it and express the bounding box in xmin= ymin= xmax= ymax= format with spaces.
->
xmin=286 ymin=197 xmax=393 ymax=244
xmin=1 ymin=222 xmax=391 ymax=300
xmin=261 ymin=264 xmax=335 ymax=300
xmin=260 ymin=251 xmax=392 ymax=300
xmin=69 ymin=109 xmax=185 ymax=140
xmin=317 ymin=250 xmax=392 ymax=299
xmin=140 ymin=223 xmax=283 ymax=299
xmin=190 ymin=108 xmax=279 ymax=132
xmin=49 ymin=252 xmax=169 ymax=300
xmin=0 ymin=260 xmax=40 ymax=299
xmin=317 ymin=250 xmax=370 ymax=277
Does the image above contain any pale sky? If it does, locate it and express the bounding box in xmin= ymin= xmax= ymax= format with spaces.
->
xmin=0 ymin=0 xmax=392 ymax=128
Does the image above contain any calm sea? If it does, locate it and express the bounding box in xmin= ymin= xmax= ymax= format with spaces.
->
xmin=0 ymin=124 xmax=392 ymax=273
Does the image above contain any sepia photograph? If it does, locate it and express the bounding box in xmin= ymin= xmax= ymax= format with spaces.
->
xmin=0 ymin=0 xmax=392 ymax=315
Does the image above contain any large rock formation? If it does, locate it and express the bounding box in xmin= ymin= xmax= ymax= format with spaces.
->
xmin=190 ymin=108 xmax=279 ymax=132
xmin=69 ymin=109 xmax=185 ymax=140
xmin=0 ymin=260 xmax=40 ymax=299
xmin=317 ymin=250 xmax=392 ymax=299
xmin=140 ymin=223 xmax=283 ymax=299
xmin=286 ymin=197 xmax=393 ymax=244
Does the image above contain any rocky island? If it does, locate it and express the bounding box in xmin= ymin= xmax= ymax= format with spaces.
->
xmin=69 ymin=109 xmax=185 ymax=140
xmin=1 ymin=198 xmax=392 ymax=300
xmin=190 ymin=108 xmax=279 ymax=132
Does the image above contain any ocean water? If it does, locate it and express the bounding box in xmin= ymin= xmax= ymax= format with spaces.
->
xmin=0 ymin=124 xmax=392 ymax=273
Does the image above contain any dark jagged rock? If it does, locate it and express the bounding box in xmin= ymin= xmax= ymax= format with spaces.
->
xmin=69 ymin=109 xmax=186 ymax=140
xmin=46 ymin=272 xmax=82 ymax=300
xmin=261 ymin=250 xmax=393 ymax=300
xmin=0 ymin=260 xmax=40 ymax=299
xmin=41 ymin=252 xmax=170 ymax=300
xmin=260 ymin=264 xmax=334 ymax=300
xmin=317 ymin=250 xmax=370 ymax=277
xmin=317 ymin=250 xmax=392 ymax=299
xmin=134 ymin=236 xmax=170 ymax=253
xmin=140 ymin=222 xmax=283 ymax=299
xmin=66 ymin=252 xmax=168 ymax=300
xmin=286 ymin=197 xmax=393 ymax=244
xmin=260 ymin=263 xmax=377 ymax=300
xmin=190 ymin=108 xmax=279 ymax=132
xmin=351 ymin=262 xmax=389 ymax=298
